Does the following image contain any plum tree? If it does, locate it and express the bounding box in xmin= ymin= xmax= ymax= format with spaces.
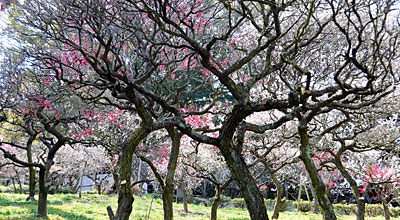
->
xmin=2 ymin=1 xmax=400 ymax=220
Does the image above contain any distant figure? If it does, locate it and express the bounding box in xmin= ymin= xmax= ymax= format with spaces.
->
xmin=142 ymin=182 xmax=148 ymax=194
xmin=148 ymin=181 xmax=154 ymax=194
xmin=281 ymin=183 xmax=287 ymax=201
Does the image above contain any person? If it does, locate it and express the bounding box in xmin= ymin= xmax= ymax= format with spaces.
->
xmin=148 ymin=181 xmax=154 ymax=194
xmin=142 ymin=182 xmax=148 ymax=194
xmin=281 ymin=183 xmax=287 ymax=201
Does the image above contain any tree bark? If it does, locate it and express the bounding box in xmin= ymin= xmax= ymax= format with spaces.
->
xmin=377 ymin=184 xmax=390 ymax=220
xmin=38 ymin=168 xmax=49 ymax=218
xmin=383 ymin=199 xmax=391 ymax=220
xmin=115 ymin=144 xmax=134 ymax=220
xmin=162 ymin=127 xmax=182 ymax=220
xmin=307 ymin=174 xmax=319 ymax=214
xmin=219 ymin=141 xmax=269 ymax=220
xmin=11 ymin=177 xmax=17 ymax=193
xmin=112 ymin=171 xmax=119 ymax=195
xmin=26 ymin=136 xmax=36 ymax=201
xmin=298 ymin=125 xmax=336 ymax=220
xmin=162 ymin=185 xmax=174 ymax=220
xmin=182 ymin=182 xmax=188 ymax=214
xmin=266 ymin=165 xmax=283 ymax=219
xmin=211 ymin=188 xmax=221 ymax=220
xmin=211 ymin=178 xmax=232 ymax=220
xmin=115 ymin=123 xmax=151 ymax=220
xmin=334 ymin=155 xmax=365 ymax=220
xmin=15 ymin=169 xmax=23 ymax=194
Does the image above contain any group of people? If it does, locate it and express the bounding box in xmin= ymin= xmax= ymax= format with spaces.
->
xmin=141 ymin=181 xmax=154 ymax=194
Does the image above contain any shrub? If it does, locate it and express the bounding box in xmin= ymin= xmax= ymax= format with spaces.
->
xmin=192 ymin=197 xmax=208 ymax=206
xmin=264 ymin=199 xmax=290 ymax=212
xmin=296 ymin=200 xmax=313 ymax=212
xmin=294 ymin=200 xmax=400 ymax=218
xmin=334 ymin=203 xmax=355 ymax=215
xmin=151 ymin=192 xmax=162 ymax=199
xmin=48 ymin=186 xmax=73 ymax=194
xmin=232 ymin=198 xmax=246 ymax=209
xmin=364 ymin=204 xmax=384 ymax=217
xmin=209 ymin=194 xmax=231 ymax=207
xmin=0 ymin=184 xmax=29 ymax=193
xmin=390 ymin=207 xmax=400 ymax=218
xmin=0 ymin=185 xmax=12 ymax=193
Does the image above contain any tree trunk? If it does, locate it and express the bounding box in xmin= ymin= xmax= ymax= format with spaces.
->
xmin=162 ymin=185 xmax=174 ymax=220
xmin=72 ymin=176 xmax=80 ymax=193
xmin=11 ymin=177 xmax=17 ymax=193
xmin=27 ymin=166 xmax=36 ymax=201
xmin=219 ymin=141 xmax=269 ymax=220
xmin=378 ymin=185 xmax=390 ymax=220
xmin=211 ymin=178 xmax=232 ymax=220
xmin=265 ymin=164 xmax=283 ymax=219
xmin=383 ymin=199 xmax=390 ymax=220
xmin=162 ymin=127 xmax=182 ymax=220
xmin=115 ymin=123 xmax=150 ymax=220
xmin=27 ymin=136 xmax=36 ymax=201
xmin=273 ymin=187 xmax=283 ymax=219
xmin=356 ymin=198 xmax=366 ymax=220
xmin=298 ymin=125 xmax=336 ymax=220
xmin=38 ymin=168 xmax=48 ymax=218
xmin=15 ymin=170 xmax=23 ymax=194
xmin=97 ymin=178 xmax=102 ymax=195
xmin=307 ymin=174 xmax=319 ymax=214
xmin=334 ymin=155 xmax=364 ymax=220
xmin=112 ymin=171 xmax=119 ymax=195
xmin=182 ymin=182 xmax=188 ymax=214
xmin=115 ymin=145 xmax=134 ymax=220
xmin=211 ymin=188 xmax=221 ymax=220
xmin=137 ymin=159 xmax=142 ymax=182
xmin=203 ymin=181 xmax=207 ymax=197
xmin=305 ymin=185 xmax=310 ymax=201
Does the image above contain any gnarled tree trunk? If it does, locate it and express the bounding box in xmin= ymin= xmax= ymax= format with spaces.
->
xmin=266 ymin=165 xmax=283 ymax=219
xmin=114 ymin=124 xmax=150 ymax=220
xmin=211 ymin=178 xmax=232 ymax=220
xmin=139 ymin=126 xmax=181 ymax=220
xmin=219 ymin=141 xmax=269 ymax=220
xmin=334 ymin=155 xmax=365 ymax=220
xmin=298 ymin=125 xmax=336 ymax=220
xmin=210 ymin=188 xmax=221 ymax=220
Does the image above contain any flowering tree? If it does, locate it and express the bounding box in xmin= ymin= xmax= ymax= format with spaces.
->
xmin=4 ymin=1 xmax=400 ymax=220
xmin=180 ymin=135 xmax=230 ymax=220
xmin=0 ymin=111 xmax=40 ymax=201
xmin=365 ymin=161 xmax=400 ymax=220
xmin=52 ymin=144 xmax=112 ymax=194
xmin=0 ymin=50 xmax=98 ymax=217
xmin=244 ymin=117 xmax=299 ymax=219
xmin=306 ymin=96 xmax=400 ymax=220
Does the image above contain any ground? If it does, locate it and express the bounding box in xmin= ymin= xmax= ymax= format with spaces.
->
xmin=0 ymin=193 xmax=398 ymax=220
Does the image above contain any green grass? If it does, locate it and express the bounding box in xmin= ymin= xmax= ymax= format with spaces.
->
xmin=0 ymin=193 xmax=399 ymax=220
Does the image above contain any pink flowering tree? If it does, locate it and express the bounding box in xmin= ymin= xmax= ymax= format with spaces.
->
xmin=0 ymin=50 xmax=101 ymax=217
xmin=365 ymin=162 xmax=400 ymax=220
xmin=5 ymin=1 xmax=400 ymax=220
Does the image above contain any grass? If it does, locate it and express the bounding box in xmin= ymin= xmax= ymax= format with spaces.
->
xmin=0 ymin=193 xmax=399 ymax=220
